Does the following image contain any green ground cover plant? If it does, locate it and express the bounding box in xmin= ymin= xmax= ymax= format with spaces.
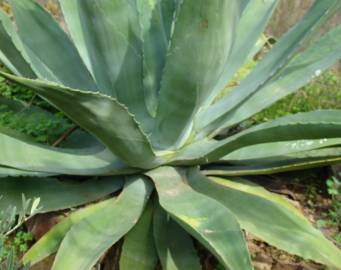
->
xmin=316 ymin=173 xmax=341 ymax=244
xmin=0 ymin=72 xmax=72 ymax=144
xmin=254 ymin=70 xmax=341 ymax=123
xmin=0 ymin=196 xmax=39 ymax=270
xmin=0 ymin=0 xmax=341 ymax=270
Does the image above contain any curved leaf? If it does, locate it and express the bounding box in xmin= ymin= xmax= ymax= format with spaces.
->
xmin=23 ymin=198 xmax=115 ymax=266
xmin=139 ymin=0 xmax=177 ymax=116
xmin=214 ymin=24 xmax=341 ymax=131
xmin=146 ymin=167 xmax=253 ymax=270
xmin=120 ymin=200 xmax=157 ymax=270
xmin=203 ymin=0 xmax=278 ymax=107
xmin=58 ymin=0 xmax=93 ymax=76
xmin=153 ymin=0 xmax=239 ymax=148
xmin=175 ymin=110 xmax=341 ymax=164
xmin=205 ymin=152 xmax=341 ymax=177
xmin=0 ymin=9 xmax=59 ymax=83
xmin=153 ymin=203 xmax=201 ymax=270
xmin=0 ymin=11 xmax=35 ymax=77
xmin=59 ymin=0 xmax=152 ymax=131
xmin=0 ymin=176 xmax=123 ymax=213
xmin=8 ymin=0 xmax=97 ymax=91
xmin=222 ymin=138 xmax=341 ymax=165
xmin=0 ymin=128 xmax=133 ymax=175
xmin=0 ymin=73 xmax=158 ymax=169
xmin=58 ymin=0 xmax=135 ymax=94
xmin=51 ymin=176 xmax=153 ymax=270
xmin=239 ymin=0 xmax=250 ymax=12
xmin=198 ymin=0 xmax=341 ymax=132
xmin=188 ymin=171 xmax=341 ymax=269
xmin=0 ymin=166 xmax=53 ymax=178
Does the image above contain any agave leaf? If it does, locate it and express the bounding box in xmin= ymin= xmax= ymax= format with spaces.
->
xmin=120 ymin=200 xmax=157 ymax=270
xmin=146 ymin=166 xmax=253 ymax=270
xmin=23 ymin=198 xmax=115 ymax=266
xmin=261 ymin=147 xmax=341 ymax=163
xmin=153 ymin=203 xmax=201 ymax=270
xmin=58 ymin=0 xmax=137 ymax=93
xmin=198 ymin=0 xmax=341 ymax=132
xmin=204 ymin=0 xmax=278 ymax=107
xmin=0 ymin=7 xmax=58 ymax=82
xmin=51 ymin=176 xmax=153 ymax=270
xmin=175 ymin=110 xmax=341 ymax=164
xmin=0 ymin=8 xmax=59 ymax=83
xmin=222 ymin=138 xmax=341 ymax=165
xmin=239 ymin=0 xmax=250 ymax=12
xmin=153 ymin=0 xmax=239 ymax=148
xmin=188 ymin=170 xmax=341 ymax=269
xmin=0 ymin=176 xmax=123 ymax=213
xmin=213 ymin=24 xmax=341 ymax=131
xmin=8 ymin=0 xmax=98 ymax=91
xmin=206 ymin=151 xmax=341 ymax=176
xmin=0 ymin=166 xmax=53 ymax=178
xmin=0 ymin=10 xmax=58 ymax=81
xmin=139 ymin=0 xmax=177 ymax=116
xmin=59 ymin=0 xmax=152 ymax=131
xmin=57 ymin=0 xmax=92 ymax=76
xmin=0 ymin=128 xmax=133 ymax=175
xmin=0 ymin=73 xmax=158 ymax=169
xmin=0 ymin=11 xmax=35 ymax=77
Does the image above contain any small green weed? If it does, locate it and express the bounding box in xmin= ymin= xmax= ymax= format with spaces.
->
xmin=254 ymin=70 xmax=341 ymax=123
xmin=316 ymin=173 xmax=341 ymax=243
xmin=0 ymin=104 xmax=72 ymax=144
xmin=0 ymin=196 xmax=40 ymax=269
xmin=0 ymin=77 xmax=35 ymax=103
xmin=0 ymin=231 xmax=33 ymax=262
xmin=306 ymin=185 xmax=319 ymax=209
xmin=326 ymin=175 xmax=341 ymax=226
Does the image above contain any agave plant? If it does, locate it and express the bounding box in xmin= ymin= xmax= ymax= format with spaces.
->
xmin=0 ymin=0 xmax=341 ymax=269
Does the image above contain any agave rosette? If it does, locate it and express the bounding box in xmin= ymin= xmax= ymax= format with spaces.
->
xmin=0 ymin=0 xmax=341 ymax=269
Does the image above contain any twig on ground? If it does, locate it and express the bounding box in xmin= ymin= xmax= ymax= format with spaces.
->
xmin=52 ymin=125 xmax=78 ymax=147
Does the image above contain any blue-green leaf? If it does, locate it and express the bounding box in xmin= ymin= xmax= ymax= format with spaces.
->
xmin=0 ymin=177 xmax=123 ymax=213
xmin=59 ymin=0 xmax=152 ymax=131
xmin=188 ymin=171 xmax=341 ymax=269
xmin=153 ymin=0 xmax=239 ymax=148
xmin=147 ymin=167 xmax=253 ymax=270
xmin=52 ymin=176 xmax=153 ymax=270
xmin=8 ymin=0 xmax=97 ymax=91
xmin=120 ymin=200 xmax=157 ymax=270
xmin=153 ymin=203 xmax=201 ymax=270
xmin=0 ymin=73 xmax=158 ymax=169
xmin=198 ymin=0 xmax=341 ymax=133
